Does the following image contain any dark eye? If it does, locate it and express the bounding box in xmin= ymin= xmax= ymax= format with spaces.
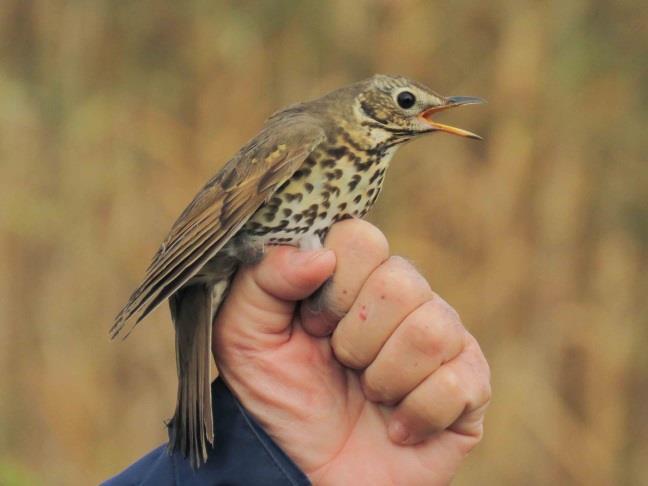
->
xmin=396 ymin=91 xmax=416 ymax=109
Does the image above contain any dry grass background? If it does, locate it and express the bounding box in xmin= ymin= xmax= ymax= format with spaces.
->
xmin=0 ymin=1 xmax=647 ymax=484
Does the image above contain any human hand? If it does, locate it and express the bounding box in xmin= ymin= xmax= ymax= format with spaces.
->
xmin=212 ymin=219 xmax=490 ymax=485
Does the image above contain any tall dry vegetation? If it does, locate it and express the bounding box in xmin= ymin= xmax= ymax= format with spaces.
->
xmin=0 ymin=1 xmax=646 ymax=484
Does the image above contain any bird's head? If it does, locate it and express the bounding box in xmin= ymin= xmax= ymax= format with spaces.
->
xmin=344 ymin=74 xmax=484 ymax=142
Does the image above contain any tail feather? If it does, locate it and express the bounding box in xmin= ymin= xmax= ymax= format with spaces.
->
xmin=166 ymin=277 xmax=231 ymax=468
xmin=167 ymin=284 xmax=215 ymax=468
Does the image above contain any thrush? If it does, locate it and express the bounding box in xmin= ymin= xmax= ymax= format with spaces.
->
xmin=111 ymin=74 xmax=483 ymax=467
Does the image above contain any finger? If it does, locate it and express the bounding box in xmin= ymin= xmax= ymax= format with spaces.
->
xmin=301 ymin=219 xmax=389 ymax=336
xmin=214 ymin=246 xmax=336 ymax=353
xmin=447 ymin=335 xmax=491 ymax=438
xmin=387 ymin=333 xmax=492 ymax=445
xmin=330 ymin=256 xmax=434 ymax=369
xmin=360 ymin=296 xmax=465 ymax=404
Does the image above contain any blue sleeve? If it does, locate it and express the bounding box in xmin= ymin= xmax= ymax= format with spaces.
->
xmin=102 ymin=379 xmax=311 ymax=486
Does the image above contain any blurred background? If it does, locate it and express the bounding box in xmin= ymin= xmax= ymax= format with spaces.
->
xmin=1 ymin=0 xmax=646 ymax=484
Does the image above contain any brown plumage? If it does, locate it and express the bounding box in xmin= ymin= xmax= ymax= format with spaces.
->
xmin=111 ymin=74 xmax=483 ymax=467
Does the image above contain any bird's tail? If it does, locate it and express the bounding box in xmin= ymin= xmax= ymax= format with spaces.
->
xmin=167 ymin=279 xmax=230 ymax=468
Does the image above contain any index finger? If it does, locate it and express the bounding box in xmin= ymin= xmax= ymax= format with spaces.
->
xmin=300 ymin=219 xmax=390 ymax=336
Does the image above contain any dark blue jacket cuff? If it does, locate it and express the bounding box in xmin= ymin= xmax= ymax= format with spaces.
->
xmin=102 ymin=378 xmax=311 ymax=486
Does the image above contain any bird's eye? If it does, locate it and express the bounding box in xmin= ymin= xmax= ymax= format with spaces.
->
xmin=396 ymin=91 xmax=416 ymax=109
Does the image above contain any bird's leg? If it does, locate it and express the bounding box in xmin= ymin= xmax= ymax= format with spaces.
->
xmin=224 ymin=233 xmax=265 ymax=265
xmin=303 ymin=280 xmax=345 ymax=321
xmin=238 ymin=241 xmax=265 ymax=265
xmin=298 ymin=234 xmax=345 ymax=325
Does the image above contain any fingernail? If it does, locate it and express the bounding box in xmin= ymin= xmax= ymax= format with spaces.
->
xmin=291 ymin=249 xmax=333 ymax=266
xmin=388 ymin=420 xmax=409 ymax=444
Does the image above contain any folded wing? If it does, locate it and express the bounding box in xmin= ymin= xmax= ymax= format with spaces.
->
xmin=111 ymin=113 xmax=325 ymax=338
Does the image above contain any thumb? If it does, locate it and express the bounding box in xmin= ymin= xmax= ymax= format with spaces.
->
xmin=213 ymin=246 xmax=336 ymax=353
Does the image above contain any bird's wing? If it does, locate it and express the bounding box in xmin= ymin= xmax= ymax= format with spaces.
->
xmin=111 ymin=113 xmax=325 ymax=338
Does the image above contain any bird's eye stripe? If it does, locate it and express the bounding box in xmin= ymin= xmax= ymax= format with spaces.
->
xmin=360 ymin=99 xmax=390 ymax=125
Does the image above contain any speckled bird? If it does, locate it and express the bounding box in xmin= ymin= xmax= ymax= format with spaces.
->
xmin=111 ymin=74 xmax=484 ymax=467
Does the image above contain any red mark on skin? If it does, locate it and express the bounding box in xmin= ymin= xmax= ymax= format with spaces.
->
xmin=359 ymin=305 xmax=367 ymax=321
xmin=380 ymin=295 xmax=385 ymax=300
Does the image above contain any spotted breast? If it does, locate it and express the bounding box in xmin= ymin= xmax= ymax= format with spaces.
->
xmin=243 ymin=134 xmax=398 ymax=247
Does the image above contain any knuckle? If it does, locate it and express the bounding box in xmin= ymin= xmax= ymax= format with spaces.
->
xmin=329 ymin=219 xmax=390 ymax=261
xmin=429 ymin=292 xmax=461 ymax=323
xmin=480 ymin=356 xmax=492 ymax=393
xmin=462 ymin=424 xmax=484 ymax=453
xmin=331 ymin=335 xmax=369 ymax=369
xmin=468 ymin=419 xmax=485 ymax=440
xmin=403 ymin=314 xmax=444 ymax=359
xmin=352 ymin=220 xmax=390 ymax=261
xmin=361 ymin=372 xmax=392 ymax=402
xmin=461 ymin=349 xmax=492 ymax=408
xmin=438 ymin=368 xmax=463 ymax=398
xmin=471 ymin=362 xmax=492 ymax=407
xmin=473 ymin=423 xmax=485 ymax=442
xmin=375 ymin=257 xmax=431 ymax=304
xmin=480 ymin=381 xmax=493 ymax=406
xmin=465 ymin=333 xmax=492 ymax=388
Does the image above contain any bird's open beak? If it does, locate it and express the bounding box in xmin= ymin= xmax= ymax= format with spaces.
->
xmin=418 ymin=96 xmax=485 ymax=140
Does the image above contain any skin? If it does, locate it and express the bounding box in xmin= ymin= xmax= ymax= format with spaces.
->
xmin=213 ymin=219 xmax=491 ymax=485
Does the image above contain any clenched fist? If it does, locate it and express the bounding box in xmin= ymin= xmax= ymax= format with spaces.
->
xmin=213 ymin=219 xmax=490 ymax=485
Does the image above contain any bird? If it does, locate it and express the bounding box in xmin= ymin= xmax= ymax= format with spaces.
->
xmin=111 ymin=74 xmax=483 ymax=468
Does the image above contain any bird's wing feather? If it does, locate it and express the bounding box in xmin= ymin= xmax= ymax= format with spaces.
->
xmin=111 ymin=114 xmax=325 ymax=338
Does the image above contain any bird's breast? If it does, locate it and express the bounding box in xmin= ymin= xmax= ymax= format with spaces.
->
xmin=243 ymin=143 xmax=398 ymax=246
